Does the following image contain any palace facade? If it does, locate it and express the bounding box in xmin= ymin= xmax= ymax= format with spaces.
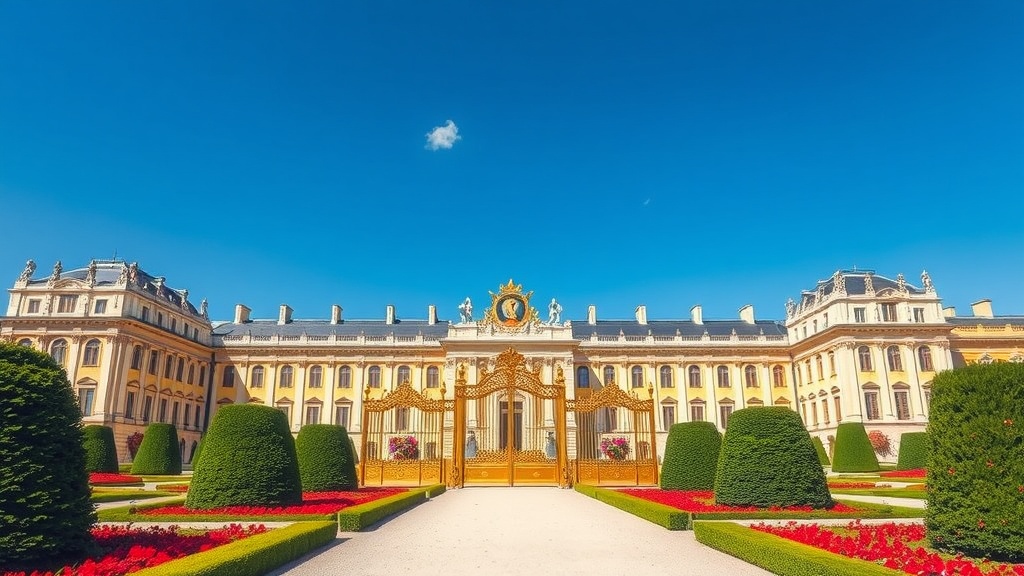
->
xmin=3 ymin=259 xmax=1023 ymax=478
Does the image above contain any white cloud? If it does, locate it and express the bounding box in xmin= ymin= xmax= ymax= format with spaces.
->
xmin=425 ymin=120 xmax=461 ymax=150
xmin=642 ymin=198 xmax=651 ymax=207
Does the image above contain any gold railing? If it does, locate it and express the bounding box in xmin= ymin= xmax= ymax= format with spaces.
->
xmin=567 ymin=383 xmax=658 ymax=486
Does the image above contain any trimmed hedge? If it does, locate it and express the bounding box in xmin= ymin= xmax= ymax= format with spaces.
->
xmin=130 ymin=521 xmax=338 ymax=576
xmin=191 ymin=435 xmax=205 ymax=471
xmin=83 ymin=425 xmax=119 ymax=473
xmin=812 ymin=436 xmax=831 ymax=466
xmin=0 ymin=343 xmax=95 ymax=568
xmin=927 ymin=363 xmax=1024 ymax=562
xmin=831 ymin=423 xmax=880 ymax=473
xmin=185 ymin=404 xmax=301 ymax=509
xmin=296 ymin=425 xmax=358 ymax=491
xmin=573 ymin=486 xmax=690 ymax=530
xmin=337 ymin=484 xmax=445 ymax=531
xmin=895 ymin=432 xmax=928 ymax=471
xmin=659 ymin=422 xmax=721 ymax=490
xmin=693 ymin=521 xmax=903 ymax=576
xmin=715 ymin=407 xmax=833 ymax=508
xmin=131 ymin=423 xmax=183 ymax=475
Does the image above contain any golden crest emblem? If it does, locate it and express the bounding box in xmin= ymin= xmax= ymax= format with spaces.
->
xmin=482 ymin=279 xmax=539 ymax=330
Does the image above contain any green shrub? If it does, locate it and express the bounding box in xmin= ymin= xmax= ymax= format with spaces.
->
xmin=927 ymin=363 xmax=1024 ymax=562
xmin=573 ymin=485 xmax=691 ymax=530
xmin=131 ymin=423 xmax=183 ymax=475
xmin=660 ymin=422 xmax=722 ymax=490
xmin=895 ymin=432 xmax=928 ymax=471
xmin=185 ymin=404 xmax=301 ymax=509
xmin=296 ymin=425 xmax=358 ymax=491
xmin=82 ymin=425 xmax=120 ymax=473
xmin=693 ymin=522 xmax=903 ymax=576
xmin=337 ymin=484 xmax=444 ymax=531
xmin=831 ymin=423 xmax=879 ymax=473
xmin=715 ymin=407 xmax=832 ymax=508
xmin=811 ymin=436 xmax=830 ymax=466
xmin=191 ymin=435 xmax=205 ymax=470
xmin=0 ymin=343 xmax=95 ymax=568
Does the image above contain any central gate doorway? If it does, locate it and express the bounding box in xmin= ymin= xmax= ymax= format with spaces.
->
xmin=450 ymin=348 xmax=569 ymax=487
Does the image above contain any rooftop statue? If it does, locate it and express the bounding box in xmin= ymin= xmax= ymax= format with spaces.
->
xmin=921 ymin=270 xmax=934 ymax=293
xmin=17 ymin=259 xmax=35 ymax=282
xmin=48 ymin=260 xmax=62 ymax=285
xmin=547 ymin=298 xmax=563 ymax=325
xmin=85 ymin=260 xmax=97 ymax=287
xmin=458 ymin=297 xmax=473 ymax=324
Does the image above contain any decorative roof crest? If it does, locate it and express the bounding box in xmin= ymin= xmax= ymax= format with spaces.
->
xmin=481 ymin=279 xmax=539 ymax=330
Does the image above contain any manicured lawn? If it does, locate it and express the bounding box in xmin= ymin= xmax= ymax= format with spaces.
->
xmin=829 ymin=487 xmax=927 ymax=499
xmin=90 ymin=489 xmax=174 ymax=503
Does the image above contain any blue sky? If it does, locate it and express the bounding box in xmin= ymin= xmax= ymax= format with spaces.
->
xmin=1 ymin=1 xmax=1022 ymax=323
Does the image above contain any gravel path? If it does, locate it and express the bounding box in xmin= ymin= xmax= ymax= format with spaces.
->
xmin=269 ymin=488 xmax=772 ymax=576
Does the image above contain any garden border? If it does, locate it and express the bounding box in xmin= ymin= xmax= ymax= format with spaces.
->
xmin=337 ymin=484 xmax=445 ymax=531
xmin=574 ymin=485 xmax=691 ymax=530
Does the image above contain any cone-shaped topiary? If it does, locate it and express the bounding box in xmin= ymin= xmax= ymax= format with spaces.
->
xmin=0 ymin=343 xmax=95 ymax=568
xmin=895 ymin=432 xmax=928 ymax=471
xmin=82 ymin=425 xmax=119 ymax=473
xmin=811 ymin=436 xmax=831 ymax=466
xmin=296 ymin=424 xmax=358 ymax=491
xmin=927 ymin=363 xmax=1024 ymax=562
xmin=831 ymin=423 xmax=880 ymax=472
xmin=191 ymin=435 xmax=205 ymax=471
xmin=715 ymin=407 xmax=833 ymax=508
xmin=130 ymin=423 xmax=182 ymax=475
xmin=186 ymin=404 xmax=301 ymax=509
xmin=660 ymin=422 xmax=722 ymax=490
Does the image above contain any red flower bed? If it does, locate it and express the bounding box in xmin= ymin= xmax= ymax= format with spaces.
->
xmin=89 ymin=472 xmax=143 ymax=485
xmin=827 ymin=481 xmax=880 ymax=489
xmin=881 ymin=468 xmax=926 ymax=478
xmin=1 ymin=523 xmax=266 ymax=576
xmin=142 ymin=487 xmax=406 ymax=516
xmin=754 ymin=521 xmax=1024 ymax=576
xmin=618 ymin=490 xmax=858 ymax=513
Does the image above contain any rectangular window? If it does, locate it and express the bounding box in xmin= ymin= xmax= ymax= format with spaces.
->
xmin=690 ymin=404 xmax=705 ymax=422
xmin=94 ymin=299 xmax=108 ymax=314
xmin=278 ymin=406 xmax=292 ymax=427
xmin=823 ymin=312 xmax=828 ymax=328
xmin=27 ymin=299 xmax=40 ymax=313
xmin=854 ymin=307 xmax=866 ymax=323
xmin=143 ymin=396 xmax=153 ymax=423
xmin=338 ymin=368 xmax=351 ymax=388
xmin=811 ymin=402 xmax=818 ymax=425
xmin=894 ymin=391 xmax=911 ymax=420
xmin=661 ymin=405 xmax=676 ymax=431
xmin=164 ymin=357 xmax=173 ymax=378
xmin=158 ymin=398 xmax=168 ymax=423
xmin=308 ymin=369 xmax=323 ymax=388
xmin=170 ymin=318 xmax=177 ymax=333
xmin=157 ymin=312 xmax=164 ymax=326
xmin=141 ymin=306 xmax=150 ymax=322
xmin=821 ymin=399 xmax=829 ymax=425
xmin=148 ymin=351 xmax=159 ymax=375
xmin=834 ymin=396 xmax=842 ymax=423
xmin=335 ymin=405 xmax=351 ymax=428
xmin=395 ymin=407 xmax=409 ymax=432
xmin=171 ymin=401 xmax=179 ymax=425
xmin=183 ymin=403 xmax=191 ymax=427
xmin=223 ymin=366 xmax=235 ymax=387
xmin=194 ymin=405 xmax=202 ymax=429
xmin=305 ymin=405 xmax=321 ymax=425
xmin=881 ymin=303 xmax=898 ymax=322
xmin=719 ymin=405 xmax=734 ymax=429
xmin=193 ymin=328 xmax=199 ymax=340
xmin=426 ymin=368 xmax=440 ymax=389
xmin=79 ymin=388 xmax=95 ymax=416
xmin=124 ymin=391 xmax=136 ymax=419
xmin=913 ymin=308 xmax=925 ymax=323
xmin=57 ymin=295 xmax=78 ymax=313
xmin=864 ymin=391 xmax=881 ymax=420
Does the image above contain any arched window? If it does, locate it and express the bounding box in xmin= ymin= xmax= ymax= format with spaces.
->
xmin=815 ymin=356 xmax=824 ymax=380
xmin=17 ymin=338 xmax=32 ymax=348
xmin=82 ymin=339 xmax=101 ymax=366
xmin=744 ymin=365 xmax=758 ymax=388
xmin=397 ymin=365 xmax=411 ymax=385
xmin=130 ymin=345 xmax=143 ymax=370
xmin=576 ymin=366 xmax=590 ymax=388
xmin=426 ymin=366 xmax=440 ymax=388
xmin=338 ymin=366 xmax=352 ymax=388
xmin=308 ymin=365 xmax=323 ymax=388
xmin=279 ymin=365 xmax=294 ymax=388
xmin=688 ymin=365 xmax=701 ymax=388
xmin=50 ymin=339 xmax=68 ymax=366
xmin=250 ymin=365 xmax=265 ymax=388
xmin=827 ymin=351 xmax=836 ymax=375
xmin=716 ymin=366 xmax=730 ymax=388
xmin=368 ymin=366 xmax=382 ymax=388
xmin=164 ymin=356 xmax=174 ymax=378
xmin=917 ymin=346 xmax=933 ymax=372
xmin=630 ymin=365 xmax=644 ymax=388
xmin=887 ymin=346 xmax=903 ymax=371
xmin=187 ymin=364 xmax=195 ymax=385
xmin=772 ymin=365 xmax=785 ymax=388
xmin=176 ymin=358 xmax=185 ymax=381
xmin=198 ymin=365 xmax=206 ymax=386
xmin=858 ymin=346 xmax=873 ymax=371
xmin=659 ymin=366 xmax=673 ymax=388
xmin=603 ymin=366 xmax=615 ymax=385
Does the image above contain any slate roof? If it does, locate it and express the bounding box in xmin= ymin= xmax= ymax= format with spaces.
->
xmin=570 ymin=319 xmax=787 ymax=338
xmin=799 ymin=271 xmax=926 ymax=309
xmin=26 ymin=261 xmax=200 ymax=316
xmin=213 ymin=319 xmax=450 ymax=338
xmin=947 ymin=316 xmax=1024 ymax=327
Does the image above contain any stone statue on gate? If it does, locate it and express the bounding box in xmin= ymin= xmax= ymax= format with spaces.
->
xmin=545 ymin=431 xmax=556 ymax=459
xmin=465 ymin=430 xmax=478 ymax=458
xmin=17 ymin=260 xmax=35 ymax=282
xmin=458 ymin=297 xmax=473 ymax=323
xmin=547 ymin=298 xmax=562 ymax=325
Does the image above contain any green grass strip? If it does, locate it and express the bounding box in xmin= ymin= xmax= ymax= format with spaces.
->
xmin=693 ymin=521 xmax=904 ymax=576
xmin=830 ymin=489 xmax=926 ymax=499
xmin=573 ymin=485 xmax=691 ymax=530
xmin=691 ymin=499 xmax=923 ymax=522
xmin=130 ymin=521 xmax=338 ymax=576
xmin=91 ymin=490 xmax=174 ymax=503
xmin=337 ymin=484 xmax=445 ymax=531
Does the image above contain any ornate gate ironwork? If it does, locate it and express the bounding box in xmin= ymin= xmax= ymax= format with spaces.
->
xmin=567 ymin=384 xmax=659 ymax=486
xmin=360 ymin=381 xmax=451 ymax=486
xmin=450 ymin=349 xmax=568 ymax=487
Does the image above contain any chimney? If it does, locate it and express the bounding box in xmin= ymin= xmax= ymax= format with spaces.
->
xmin=234 ymin=304 xmax=251 ymax=324
xmin=278 ymin=304 xmax=293 ymax=325
xmin=386 ymin=304 xmax=396 ymax=325
xmin=428 ymin=305 xmax=437 ymax=325
xmin=587 ymin=305 xmax=597 ymax=325
xmin=690 ymin=305 xmax=703 ymax=325
xmin=971 ymin=299 xmax=993 ymax=318
xmin=635 ymin=305 xmax=647 ymax=325
xmin=330 ymin=304 xmax=343 ymax=325
xmin=739 ymin=304 xmax=755 ymax=324
xmin=942 ymin=306 xmax=956 ymax=318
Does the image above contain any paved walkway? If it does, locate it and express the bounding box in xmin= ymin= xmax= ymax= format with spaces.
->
xmin=269 ymin=488 xmax=772 ymax=576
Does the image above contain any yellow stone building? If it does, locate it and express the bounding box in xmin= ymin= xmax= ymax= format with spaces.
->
xmin=3 ymin=260 xmax=1022 ymax=476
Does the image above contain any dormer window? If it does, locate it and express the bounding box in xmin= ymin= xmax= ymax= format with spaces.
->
xmin=854 ymin=308 xmax=866 ymax=323
xmin=881 ymin=303 xmax=898 ymax=322
xmin=913 ymin=308 xmax=925 ymax=323
xmin=57 ymin=295 xmax=77 ymax=313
